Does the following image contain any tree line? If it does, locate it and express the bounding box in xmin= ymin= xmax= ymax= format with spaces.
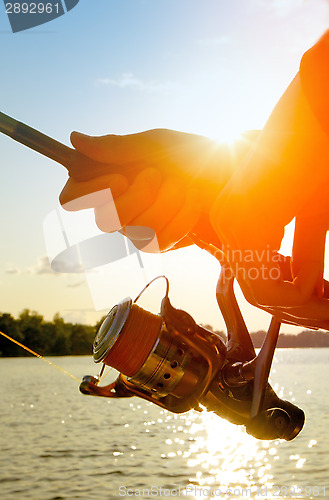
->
xmin=0 ymin=310 xmax=101 ymax=357
xmin=1 ymin=310 xmax=329 ymax=358
xmin=251 ymin=329 xmax=329 ymax=348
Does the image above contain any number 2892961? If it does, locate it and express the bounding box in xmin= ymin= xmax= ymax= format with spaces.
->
xmin=5 ymin=3 xmax=60 ymax=14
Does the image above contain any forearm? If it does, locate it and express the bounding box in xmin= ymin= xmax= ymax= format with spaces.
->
xmin=210 ymin=73 xmax=329 ymax=253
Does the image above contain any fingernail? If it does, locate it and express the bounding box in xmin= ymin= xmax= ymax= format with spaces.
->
xmin=124 ymin=226 xmax=159 ymax=252
xmin=124 ymin=226 xmax=156 ymax=241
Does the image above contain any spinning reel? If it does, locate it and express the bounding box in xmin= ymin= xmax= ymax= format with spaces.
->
xmin=0 ymin=111 xmax=305 ymax=439
xmin=80 ymin=247 xmax=305 ymax=441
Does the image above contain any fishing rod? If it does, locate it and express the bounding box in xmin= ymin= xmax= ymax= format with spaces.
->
xmin=0 ymin=111 xmax=139 ymax=182
xmin=0 ymin=111 xmax=304 ymax=440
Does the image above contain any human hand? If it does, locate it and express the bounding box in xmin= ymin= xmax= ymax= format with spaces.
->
xmin=208 ymin=237 xmax=329 ymax=330
xmin=60 ymin=128 xmax=233 ymax=204
xmin=60 ymin=129 xmax=252 ymax=251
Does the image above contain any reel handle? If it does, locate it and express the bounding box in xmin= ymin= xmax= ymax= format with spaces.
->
xmin=79 ymin=375 xmax=133 ymax=398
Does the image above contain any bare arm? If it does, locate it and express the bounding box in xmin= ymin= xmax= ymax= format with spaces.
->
xmin=210 ymin=74 xmax=329 ymax=329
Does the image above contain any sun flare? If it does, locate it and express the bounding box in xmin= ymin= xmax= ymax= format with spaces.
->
xmin=208 ymin=126 xmax=246 ymax=146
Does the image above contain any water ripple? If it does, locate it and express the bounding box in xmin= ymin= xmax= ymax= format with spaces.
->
xmin=0 ymin=352 xmax=328 ymax=499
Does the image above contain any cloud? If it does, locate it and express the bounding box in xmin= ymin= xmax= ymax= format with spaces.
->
xmin=253 ymin=0 xmax=304 ymax=15
xmin=27 ymin=256 xmax=59 ymax=275
xmin=5 ymin=267 xmax=21 ymax=275
xmin=5 ymin=255 xmax=97 ymax=278
xmin=5 ymin=256 xmax=59 ymax=276
xmin=95 ymin=73 xmax=178 ymax=92
xmin=66 ymin=280 xmax=85 ymax=288
xmin=4 ymin=255 xmax=88 ymax=279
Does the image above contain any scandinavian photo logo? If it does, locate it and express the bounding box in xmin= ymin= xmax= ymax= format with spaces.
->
xmin=3 ymin=0 xmax=80 ymax=33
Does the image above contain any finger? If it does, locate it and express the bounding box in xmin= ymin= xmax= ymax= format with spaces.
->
xmin=119 ymin=229 xmax=193 ymax=254
xmin=128 ymin=177 xmax=185 ymax=233
xmin=292 ymin=260 xmax=324 ymax=300
xmin=59 ymin=174 xmax=129 ymax=209
xmin=70 ymin=132 xmax=119 ymax=162
xmin=268 ymin=310 xmax=329 ymax=330
xmin=260 ymin=305 xmax=320 ymax=329
xmin=94 ymin=168 xmax=162 ymax=232
xmin=236 ymin=259 xmax=323 ymax=308
xmin=121 ymin=178 xmax=185 ymax=253
xmin=154 ymin=188 xmax=202 ymax=251
xmin=119 ymin=226 xmax=159 ymax=253
xmin=248 ymin=294 xmax=329 ymax=330
xmin=249 ymin=280 xmax=329 ymax=325
xmin=122 ymin=188 xmax=202 ymax=253
xmin=70 ymin=129 xmax=163 ymax=164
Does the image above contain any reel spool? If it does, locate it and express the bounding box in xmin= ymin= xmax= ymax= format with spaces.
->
xmin=93 ymin=298 xmax=163 ymax=378
xmin=93 ymin=297 xmax=196 ymax=399
xmin=84 ymin=276 xmax=226 ymax=409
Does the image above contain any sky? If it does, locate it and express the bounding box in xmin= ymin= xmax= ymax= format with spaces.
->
xmin=1 ymin=0 xmax=329 ymax=334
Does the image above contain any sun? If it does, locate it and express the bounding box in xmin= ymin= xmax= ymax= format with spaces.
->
xmin=216 ymin=126 xmax=247 ymax=146
xmin=203 ymin=111 xmax=261 ymax=146
xmin=206 ymin=125 xmax=246 ymax=146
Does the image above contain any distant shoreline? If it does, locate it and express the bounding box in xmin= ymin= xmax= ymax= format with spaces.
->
xmin=251 ymin=330 xmax=329 ymax=349
xmin=2 ymin=310 xmax=329 ymax=357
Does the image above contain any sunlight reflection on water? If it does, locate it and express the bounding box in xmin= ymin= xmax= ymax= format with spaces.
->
xmin=157 ymin=409 xmax=273 ymax=498
xmin=0 ymin=350 xmax=328 ymax=500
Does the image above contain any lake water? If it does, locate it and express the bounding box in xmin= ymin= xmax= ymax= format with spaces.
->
xmin=1 ymin=349 xmax=328 ymax=500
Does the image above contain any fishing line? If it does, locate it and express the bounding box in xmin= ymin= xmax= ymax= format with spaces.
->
xmin=99 ymin=365 xmax=113 ymax=382
xmin=0 ymin=330 xmax=80 ymax=382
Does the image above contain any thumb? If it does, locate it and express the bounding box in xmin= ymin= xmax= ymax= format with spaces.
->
xmin=70 ymin=131 xmax=118 ymax=162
